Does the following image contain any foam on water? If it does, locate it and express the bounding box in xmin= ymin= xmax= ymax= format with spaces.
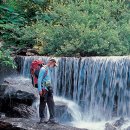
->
xmin=70 ymin=121 xmax=106 ymax=130
xmin=121 ymin=120 xmax=130 ymax=129
xmin=32 ymin=99 xmax=40 ymax=119
xmin=54 ymin=96 xmax=106 ymax=130
xmin=54 ymin=96 xmax=82 ymax=122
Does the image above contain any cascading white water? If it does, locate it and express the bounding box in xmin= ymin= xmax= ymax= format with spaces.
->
xmin=54 ymin=96 xmax=82 ymax=122
xmin=17 ymin=56 xmax=130 ymax=130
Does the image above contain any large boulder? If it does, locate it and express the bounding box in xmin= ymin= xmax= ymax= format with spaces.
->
xmin=1 ymin=77 xmax=39 ymax=97
xmin=0 ymin=118 xmax=88 ymax=130
xmin=0 ymin=77 xmax=39 ymax=118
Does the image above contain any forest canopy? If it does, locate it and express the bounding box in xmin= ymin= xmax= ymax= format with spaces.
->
xmin=0 ymin=0 xmax=130 ymax=65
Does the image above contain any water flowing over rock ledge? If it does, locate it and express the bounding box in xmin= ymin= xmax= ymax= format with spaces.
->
xmin=16 ymin=56 xmax=130 ymax=120
xmin=0 ymin=118 xmax=88 ymax=130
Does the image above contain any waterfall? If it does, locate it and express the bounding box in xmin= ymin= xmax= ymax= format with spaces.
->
xmin=16 ymin=56 xmax=130 ymax=122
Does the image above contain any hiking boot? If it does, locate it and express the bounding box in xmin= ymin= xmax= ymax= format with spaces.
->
xmin=39 ymin=118 xmax=47 ymax=123
xmin=48 ymin=118 xmax=58 ymax=124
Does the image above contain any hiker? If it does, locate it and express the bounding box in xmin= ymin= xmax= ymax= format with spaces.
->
xmin=38 ymin=58 xmax=58 ymax=123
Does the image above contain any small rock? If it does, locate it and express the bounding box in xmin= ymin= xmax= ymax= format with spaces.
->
xmin=27 ymin=49 xmax=39 ymax=54
xmin=113 ymin=117 xmax=125 ymax=128
xmin=14 ymin=48 xmax=39 ymax=56
xmin=16 ymin=48 xmax=27 ymax=56
xmin=105 ymin=123 xmax=117 ymax=130
xmin=26 ymin=52 xmax=35 ymax=56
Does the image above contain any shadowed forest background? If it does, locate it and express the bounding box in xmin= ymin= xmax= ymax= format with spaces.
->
xmin=0 ymin=0 xmax=130 ymax=67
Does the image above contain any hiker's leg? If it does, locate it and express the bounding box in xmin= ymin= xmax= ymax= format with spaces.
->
xmin=31 ymin=76 xmax=34 ymax=86
xmin=47 ymin=88 xmax=55 ymax=119
xmin=35 ymin=84 xmax=38 ymax=88
xmin=39 ymin=96 xmax=46 ymax=118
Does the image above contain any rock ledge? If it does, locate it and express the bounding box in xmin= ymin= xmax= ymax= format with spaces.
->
xmin=0 ymin=118 xmax=88 ymax=130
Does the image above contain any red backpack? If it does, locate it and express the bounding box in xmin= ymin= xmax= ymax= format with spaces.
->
xmin=30 ymin=60 xmax=45 ymax=87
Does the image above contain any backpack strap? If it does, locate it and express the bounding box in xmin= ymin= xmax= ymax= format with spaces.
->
xmin=42 ymin=66 xmax=48 ymax=79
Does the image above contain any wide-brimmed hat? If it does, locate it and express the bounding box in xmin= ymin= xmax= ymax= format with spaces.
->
xmin=49 ymin=58 xmax=58 ymax=67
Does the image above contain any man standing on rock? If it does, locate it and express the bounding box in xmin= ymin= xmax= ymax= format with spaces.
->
xmin=38 ymin=58 xmax=58 ymax=123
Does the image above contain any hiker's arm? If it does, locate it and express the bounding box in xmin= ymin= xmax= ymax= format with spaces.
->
xmin=38 ymin=68 xmax=46 ymax=92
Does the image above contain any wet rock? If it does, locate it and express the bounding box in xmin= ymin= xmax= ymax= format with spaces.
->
xmin=105 ymin=118 xmax=129 ymax=130
xmin=0 ymin=77 xmax=39 ymax=118
xmin=0 ymin=120 xmax=23 ymax=130
xmin=0 ymin=118 xmax=88 ymax=130
xmin=112 ymin=117 xmax=126 ymax=128
xmin=105 ymin=123 xmax=117 ymax=130
xmin=2 ymin=77 xmax=39 ymax=98
xmin=55 ymin=103 xmax=72 ymax=123
xmin=11 ymin=104 xmax=36 ymax=118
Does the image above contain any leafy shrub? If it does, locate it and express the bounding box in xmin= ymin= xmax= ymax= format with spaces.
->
xmin=21 ymin=0 xmax=129 ymax=56
xmin=1 ymin=0 xmax=130 ymax=57
xmin=0 ymin=50 xmax=16 ymax=68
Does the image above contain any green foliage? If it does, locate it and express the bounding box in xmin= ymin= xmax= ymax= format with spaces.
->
xmin=0 ymin=0 xmax=53 ymax=49
xmin=0 ymin=50 xmax=16 ymax=68
xmin=0 ymin=0 xmax=130 ymax=57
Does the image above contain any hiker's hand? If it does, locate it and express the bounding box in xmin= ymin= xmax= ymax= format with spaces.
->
xmin=39 ymin=91 xmax=43 ymax=96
